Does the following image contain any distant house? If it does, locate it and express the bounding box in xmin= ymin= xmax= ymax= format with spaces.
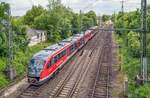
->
xmin=27 ymin=28 xmax=47 ymax=46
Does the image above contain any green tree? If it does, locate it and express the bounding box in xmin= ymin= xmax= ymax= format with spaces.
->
xmin=85 ymin=11 xmax=97 ymax=26
xmin=0 ymin=2 xmax=10 ymax=56
xmin=34 ymin=4 xmax=73 ymax=41
xmin=127 ymin=31 xmax=140 ymax=57
xmin=82 ymin=16 xmax=93 ymax=30
xmin=102 ymin=15 xmax=110 ymax=22
xmin=71 ymin=13 xmax=80 ymax=34
xmin=23 ymin=5 xmax=46 ymax=26
xmin=11 ymin=18 xmax=28 ymax=52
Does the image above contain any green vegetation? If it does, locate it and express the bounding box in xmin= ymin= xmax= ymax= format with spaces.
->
xmin=0 ymin=42 xmax=52 ymax=88
xmin=102 ymin=15 xmax=111 ymax=22
xmin=23 ymin=1 xmax=97 ymax=41
xmin=0 ymin=0 xmax=97 ymax=89
xmin=113 ymin=7 xmax=150 ymax=98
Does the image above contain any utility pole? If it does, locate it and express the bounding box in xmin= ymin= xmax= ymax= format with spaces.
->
xmin=113 ymin=11 xmax=116 ymax=28
xmin=141 ymin=0 xmax=148 ymax=83
xmin=6 ymin=5 xmax=16 ymax=80
xmin=79 ymin=10 xmax=82 ymax=33
xmin=121 ymin=0 xmax=125 ymax=22
xmin=121 ymin=0 xmax=124 ymax=29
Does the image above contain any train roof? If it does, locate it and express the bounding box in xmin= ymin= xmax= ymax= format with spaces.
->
xmin=62 ymin=37 xmax=73 ymax=42
xmin=85 ymin=30 xmax=92 ymax=33
xmin=43 ymin=44 xmax=63 ymax=51
xmin=33 ymin=50 xmax=54 ymax=60
xmin=33 ymin=42 xmax=69 ymax=60
xmin=74 ymin=33 xmax=84 ymax=37
xmin=32 ymin=33 xmax=85 ymax=61
xmin=90 ymin=26 xmax=98 ymax=29
xmin=62 ymin=34 xmax=83 ymax=43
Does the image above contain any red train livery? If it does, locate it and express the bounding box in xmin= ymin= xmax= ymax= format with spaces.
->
xmin=28 ymin=27 xmax=97 ymax=85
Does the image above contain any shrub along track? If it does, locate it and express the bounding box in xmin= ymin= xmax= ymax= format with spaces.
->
xmin=16 ymin=28 xmax=110 ymax=98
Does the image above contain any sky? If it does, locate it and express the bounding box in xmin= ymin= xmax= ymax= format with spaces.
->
xmin=0 ymin=0 xmax=150 ymax=16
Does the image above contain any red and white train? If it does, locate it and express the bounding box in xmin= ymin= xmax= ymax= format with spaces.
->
xmin=28 ymin=27 xmax=97 ymax=85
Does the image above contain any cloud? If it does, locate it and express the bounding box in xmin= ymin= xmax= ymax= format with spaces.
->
xmin=63 ymin=0 xmax=144 ymax=15
xmin=0 ymin=0 xmax=149 ymax=16
xmin=0 ymin=0 xmax=31 ymax=15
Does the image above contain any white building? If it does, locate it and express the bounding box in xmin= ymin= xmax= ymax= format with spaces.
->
xmin=27 ymin=29 xmax=47 ymax=46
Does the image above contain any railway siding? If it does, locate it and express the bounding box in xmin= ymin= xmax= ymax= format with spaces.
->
xmin=88 ymin=32 xmax=113 ymax=98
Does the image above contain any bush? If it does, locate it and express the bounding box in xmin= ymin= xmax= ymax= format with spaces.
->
xmin=0 ymin=74 xmax=9 ymax=89
xmin=133 ymin=84 xmax=150 ymax=98
xmin=0 ymin=57 xmax=6 ymax=72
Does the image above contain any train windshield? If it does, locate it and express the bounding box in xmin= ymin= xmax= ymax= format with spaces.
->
xmin=28 ymin=59 xmax=45 ymax=76
xmin=30 ymin=59 xmax=45 ymax=69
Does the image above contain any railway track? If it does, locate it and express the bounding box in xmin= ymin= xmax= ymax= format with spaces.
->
xmin=17 ymin=28 xmax=112 ymax=98
xmin=50 ymin=50 xmax=91 ymax=98
xmin=88 ymin=31 xmax=112 ymax=98
xmin=49 ymin=30 xmax=107 ymax=98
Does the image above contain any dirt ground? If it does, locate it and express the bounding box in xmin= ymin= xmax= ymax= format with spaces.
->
xmin=111 ymin=33 xmax=124 ymax=98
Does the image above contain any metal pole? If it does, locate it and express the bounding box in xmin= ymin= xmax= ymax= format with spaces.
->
xmin=114 ymin=11 xmax=116 ymax=28
xmin=79 ymin=10 xmax=82 ymax=33
xmin=121 ymin=0 xmax=124 ymax=23
xmin=141 ymin=0 xmax=148 ymax=82
xmin=121 ymin=0 xmax=124 ymax=33
xmin=6 ymin=5 xmax=16 ymax=80
xmin=140 ymin=0 xmax=144 ymax=81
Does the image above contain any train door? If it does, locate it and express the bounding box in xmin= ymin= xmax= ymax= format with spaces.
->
xmin=46 ymin=59 xmax=52 ymax=75
xmin=66 ymin=45 xmax=71 ymax=56
xmin=78 ymin=39 xmax=81 ymax=47
xmin=69 ymin=45 xmax=74 ymax=55
xmin=46 ymin=57 xmax=55 ymax=76
xmin=81 ymin=38 xmax=84 ymax=45
xmin=74 ymin=42 xmax=78 ymax=50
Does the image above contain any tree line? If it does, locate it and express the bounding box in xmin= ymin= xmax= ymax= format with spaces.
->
xmin=0 ymin=0 xmax=97 ymax=57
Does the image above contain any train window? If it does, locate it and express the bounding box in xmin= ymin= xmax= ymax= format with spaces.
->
xmin=71 ymin=45 xmax=74 ymax=52
xmin=73 ymin=43 xmax=76 ymax=50
xmin=70 ymin=45 xmax=73 ymax=52
xmin=51 ymin=57 xmax=55 ymax=65
xmin=81 ymin=38 xmax=84 ymax=44
xmin=69 ymin=45 xmax=75 ymax=53
xmin=58 ymin=53 xmax=61 ymax=59
xmin=60 ymin=52 xmax=63 ymax=58
xmin=30 ymin=59 xmax=45 ymax=69
xmin=80 ymin=39 xmax=82 ymax=45
xmin=75 ymin=43 xmax=78 ymax=49
xmin=54 ymin=56 xmax=58 ymax=63
xmin=47 ymin=61 xmax=51 ymax=68
xmin=59 ymin=50 xmax=66 ymax=58
xmin=62 ymin=50 xmax=66 ymax=56
xmin=79 ymin=40 xmax=81 ymax=46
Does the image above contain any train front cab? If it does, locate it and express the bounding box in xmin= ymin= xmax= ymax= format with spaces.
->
xmin=28 ymin=58 xmax=46 ymax=85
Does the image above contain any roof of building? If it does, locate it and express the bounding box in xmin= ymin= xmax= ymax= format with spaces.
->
xmin=27 ymin=28 xmax=46 ymax=38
